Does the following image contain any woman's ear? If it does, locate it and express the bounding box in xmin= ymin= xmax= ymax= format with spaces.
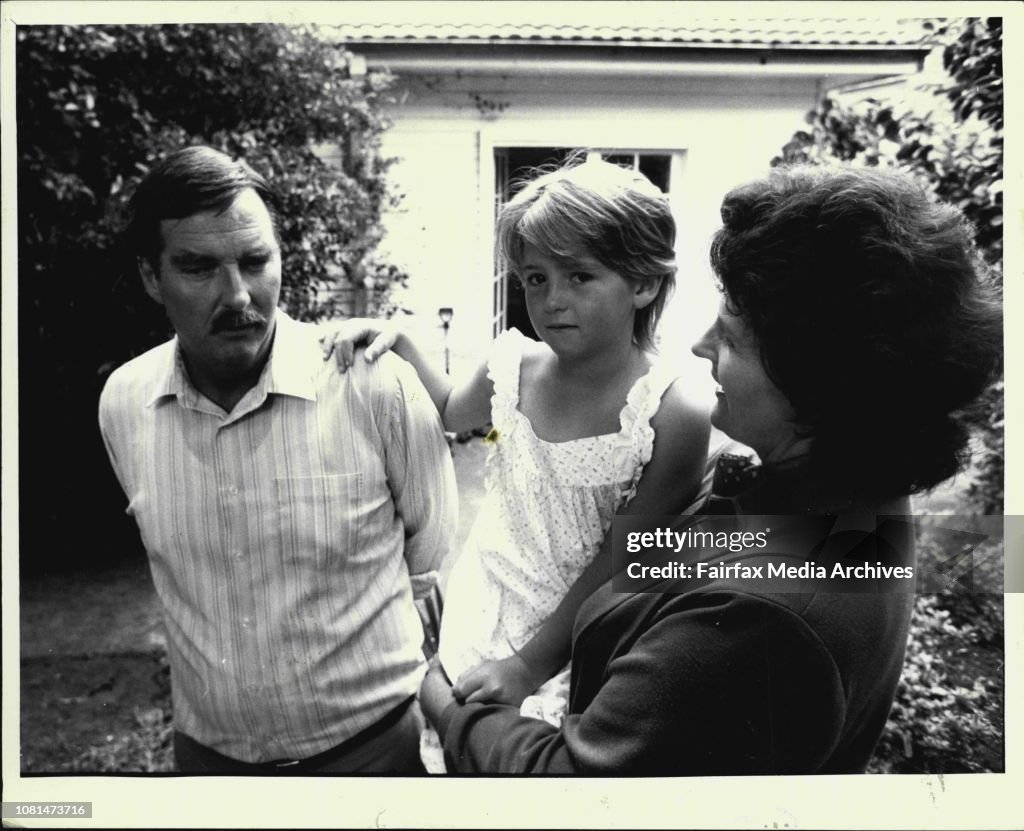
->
xmin=138 ymin=258 xmax=164 ymax=305
xmin=632 ymin=276 xmax=663 ymax=310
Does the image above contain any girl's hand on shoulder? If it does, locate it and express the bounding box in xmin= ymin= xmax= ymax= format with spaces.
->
xmin=319 ymin=318 xmax=400 ymax=372
xmin=452 ymin=654 xmax=544 ymax=707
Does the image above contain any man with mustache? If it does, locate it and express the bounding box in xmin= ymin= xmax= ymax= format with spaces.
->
xmin=98 ymin=146 xmax=457 ymax=773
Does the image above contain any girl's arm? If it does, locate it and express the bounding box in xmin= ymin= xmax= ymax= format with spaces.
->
xmin=321 ymin=319 xmax=493 ymax=433
xmin=453 ymin=381 xmax=712 ymax=705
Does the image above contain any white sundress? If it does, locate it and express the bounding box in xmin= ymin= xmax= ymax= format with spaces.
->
xmin=421 ymin=328 xmax=695 ymax=770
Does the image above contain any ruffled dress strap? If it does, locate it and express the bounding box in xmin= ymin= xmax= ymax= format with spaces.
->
xmin=617 ymin=360 xmax=683 ymax=505
xmin=485 ymin=327 xmax=527 ymax=435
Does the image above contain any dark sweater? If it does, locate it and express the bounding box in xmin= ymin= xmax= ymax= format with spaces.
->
xmin=436 ymin=476 xmax=915 ymax=774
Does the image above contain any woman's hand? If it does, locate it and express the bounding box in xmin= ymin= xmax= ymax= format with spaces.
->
xmin=419 ymin=657 xmax=458 ymax=727
xmin=452 ymin=654 xmax=544 ymax=707
xmin=319 ymin=318 xmax=401 ymax=372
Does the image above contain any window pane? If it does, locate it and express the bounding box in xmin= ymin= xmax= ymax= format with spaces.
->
xmin=639 ymin=155 xmax=671 ymax=193
xmin=602 ymin=152 xmax=636 ymax=169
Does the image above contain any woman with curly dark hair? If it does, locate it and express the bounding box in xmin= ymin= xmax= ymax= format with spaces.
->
xmin=700 ymin=165 xmax=1001 ymax=511
xmin=418 ymin=165 xmax=1001 ymax=775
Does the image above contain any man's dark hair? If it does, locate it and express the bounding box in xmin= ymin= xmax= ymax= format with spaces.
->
xmin=126 ymin=146 xmax=280 ymax=268
xmin=711 ymin=165 xmax=1002 ymax=505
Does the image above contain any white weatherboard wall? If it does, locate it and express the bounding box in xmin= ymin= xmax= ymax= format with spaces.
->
xmin=374 ymin=72 xmax=820 ymax=386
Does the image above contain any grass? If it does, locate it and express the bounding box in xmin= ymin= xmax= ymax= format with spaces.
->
xmin=20 ymin=652 xmax=174 ymax=773
xmin=70 ymin=706 xmax=174 ymax=773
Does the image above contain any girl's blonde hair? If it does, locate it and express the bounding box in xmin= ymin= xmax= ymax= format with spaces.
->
xmin=495 ymin=156 xmax=677 ymax=351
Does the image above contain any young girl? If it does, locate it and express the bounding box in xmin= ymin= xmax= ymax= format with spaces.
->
xmin=323 ymin=158 xmax=725 ymax=770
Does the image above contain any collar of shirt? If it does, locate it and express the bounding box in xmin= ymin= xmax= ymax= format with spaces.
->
xmin=145 ymin=310 xmax=318 ymax=423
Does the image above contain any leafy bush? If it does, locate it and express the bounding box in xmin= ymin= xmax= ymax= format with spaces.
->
xmin=870 ymin=594 xmax=1003 ymax=773
xmin=870 ymin=516 xmax=1004 ymax=772
xmin=16 ymin=24 xmax=404 ymax=568
xmin=916 ymin=519 xmax=1005 ymax=647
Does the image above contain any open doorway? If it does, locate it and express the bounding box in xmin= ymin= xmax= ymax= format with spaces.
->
xmin=492 ymin=147 xmax=673 ymax=339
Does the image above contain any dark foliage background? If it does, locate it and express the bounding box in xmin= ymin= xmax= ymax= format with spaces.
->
xmin=17 ymin=24 xmax=404 ymax=571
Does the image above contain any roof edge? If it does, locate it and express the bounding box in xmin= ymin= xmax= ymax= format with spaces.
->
xmin=340 ymin=36 xmax=932 ymax=53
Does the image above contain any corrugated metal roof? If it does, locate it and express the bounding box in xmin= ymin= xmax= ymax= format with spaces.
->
xmin=327 ymin=18 xmax=935 ymax=49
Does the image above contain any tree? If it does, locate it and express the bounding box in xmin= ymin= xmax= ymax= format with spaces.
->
xmin=774 ymin=17 xmax=1004 ymax=514
xmin=16 ymin=24 xmax=404 ymax=568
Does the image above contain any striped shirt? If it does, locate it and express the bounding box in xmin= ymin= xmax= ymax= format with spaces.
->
xmin=98 ymin=311 xmax=457 ymax=762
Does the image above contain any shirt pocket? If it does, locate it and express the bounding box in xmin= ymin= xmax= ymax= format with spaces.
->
xmin=273 ymin=473 xmax=362 ymax=567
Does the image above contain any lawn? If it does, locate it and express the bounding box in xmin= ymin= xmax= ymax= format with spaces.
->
xmin=20 ymin=652 xmax=173 ymax=773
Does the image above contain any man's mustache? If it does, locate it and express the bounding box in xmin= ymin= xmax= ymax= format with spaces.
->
xmin=211 ymin=310 xmax=267 ymax=333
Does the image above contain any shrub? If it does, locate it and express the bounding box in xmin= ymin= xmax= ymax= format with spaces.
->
xmin=870 ymin=594 xmax=1003 ymax=773
xmin=16 ymin=24 xmax=404 ymax=569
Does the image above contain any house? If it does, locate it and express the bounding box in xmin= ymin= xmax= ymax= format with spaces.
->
xmin=326 ymin=10 xmax=933 ymax=375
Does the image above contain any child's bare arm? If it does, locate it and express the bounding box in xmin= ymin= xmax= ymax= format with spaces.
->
xmin=321 ymin=319 xmax=493 ymax=433
xmin=453 ymin=382 xmax=712 ymax=705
